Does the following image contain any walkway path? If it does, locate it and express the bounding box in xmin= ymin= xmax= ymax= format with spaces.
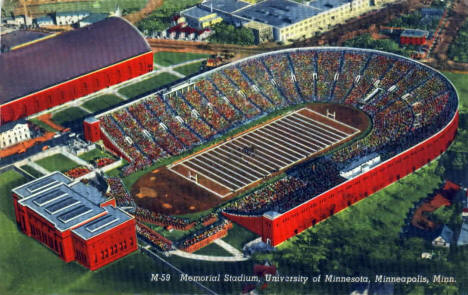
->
xmin=28 ymin=161 xmax=50 ymax=175
xmin=153 ymin=57 xmax=208 ymax=79
xmin=167 ymin=238 xmax=248 ymax=262
xmin=213 ymin=239 xmax=244 ymax=257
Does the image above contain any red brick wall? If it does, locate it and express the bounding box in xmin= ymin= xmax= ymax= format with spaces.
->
xmin=1 ymin=51 xmax=153 ymax=125
xmin=224 ymin=111 xmax=459 ymax=246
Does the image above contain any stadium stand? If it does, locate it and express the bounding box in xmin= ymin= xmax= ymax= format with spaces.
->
xmin=91 ymin=48 xmax=457 ymax=245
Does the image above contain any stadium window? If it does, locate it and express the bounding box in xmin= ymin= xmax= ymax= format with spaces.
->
xmin=110 ymin=247 xmax=114 ymax=255
xmin=130 ymin=237 xmax=134 ymax=246
xmin=101 ymin=250 xmax=105 ymax=259
xmin=105 ymin=249 xmax=109 ymax=258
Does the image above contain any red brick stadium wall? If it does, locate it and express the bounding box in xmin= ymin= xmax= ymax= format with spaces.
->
xmin=0 ymin=51 xmax=153 ymax=124
xmin=224 ymin=111 xmax=459 ymax=246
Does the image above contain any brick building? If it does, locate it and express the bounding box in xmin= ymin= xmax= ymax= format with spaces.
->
xmin=12 ymin=172 xmax=137 ymax=270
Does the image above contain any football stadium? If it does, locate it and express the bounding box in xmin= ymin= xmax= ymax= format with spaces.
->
xmin=84 ymin=47 xmax=459 ymax=248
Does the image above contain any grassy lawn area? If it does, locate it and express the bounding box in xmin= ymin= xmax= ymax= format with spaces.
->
xmin=253 ymin=159 xmax=468 ymax=293
xmin=144 ymin=224 xmax=188 ymax=241
xmin=35 ymin=154 xmax=80 ymax=173
xmin=174 ymin=61 xmax=204 ymax=76
xmin=19 ymin=165 xmax=43 ymax=178
xmin=118 ymin=73 xmax=179 ymax=99
xmin=153 ymin=51 xmax=209 ymax=67
xmin=31 ymin=0 xmax=147 ymax=14
xmin=51 ymin=107 xmax=90 ymax=126
xmin=0 ymin=170 xmax=202 ymax=295
xmin=443 ymin=72 xmax=468 ymax=113
xmin=29 ymin=118 xmax=59 ymax=133
xmin=82 ymin=95 xmax=124 ymax=113
xmin=193 ymin=243 xmax=232 ymax=257
xmin=79 ymin=148 xmax=116 ymax=163
xmin=222 ymin=223 xmax=258 ymax=250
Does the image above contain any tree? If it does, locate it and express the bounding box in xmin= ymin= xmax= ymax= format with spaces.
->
xmin=208 ymin=23 xmax=255 ymax=45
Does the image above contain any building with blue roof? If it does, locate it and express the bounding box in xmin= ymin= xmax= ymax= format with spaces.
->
xmin=12 ymin=171 xmax=137 ymax=270
xmin=190 ymin=0 xmax=397 ymax=43
xmin=181 ymin=5 xmax=223 ymax=29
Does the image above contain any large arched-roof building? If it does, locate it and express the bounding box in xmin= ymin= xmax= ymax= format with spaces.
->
xmin=0 ymin=17 xmax=153 ymax=125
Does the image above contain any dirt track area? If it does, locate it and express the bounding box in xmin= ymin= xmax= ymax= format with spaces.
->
xmin=131 ymin=167 xmax=224 ymax=215
xmin=307 ymin=103 xmax=370 ymax=132
xmin=124 ymin=0 xmax=163 ymax=24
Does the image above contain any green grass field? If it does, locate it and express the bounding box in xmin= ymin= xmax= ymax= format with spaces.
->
xmin=193 ymin=243 xmax=232 ymax=257
xmin=174 ymin=61 xmax=205 ymax=76
xmin=29 ymin=118 xmax=59 ymax=133
xmin=79 ymin=148 xmax=116 ymax=163
xmin=443 ymin=72 xmax=468 ymax=113
xmin=118 ymin=73 xmax=179 ymax=99
xmin=19 ymin=165 xmax=44 ymax=178
xmin=35 ymin=154 xmax=80 ymax=173
xmin=222 ymin=224 xmax=258 ymax=250
xmin=0 ymin=170 xmax=202 ymax=295
xmin=153 ymin=52 xmax=209 ymax=67
xmin=30 ymin=0 xmax=147 ymax=15
xmin=52 ymin=107 xmax=90 ymax=126
xmin=82 ymin=95 xmax=124 ymax=113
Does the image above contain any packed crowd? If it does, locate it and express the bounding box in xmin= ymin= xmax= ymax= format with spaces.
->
xmin=180 ymin=88 xmax=230 ymax=132
xmin=345 ymin=54 xmax=393 ymax=105
xmin=195 ymin=79 xmax=244 ymax=124
xmin=127 ymin=101 xmax=186 ymax=156
xmin=112 ymin=109 xmax=165 ymax=161
xmin=105 ymin=177 xmax=135 ymax=207
xmin=263 ymin=54 xmax=302 ymax=103
xmin=136 ymin=222 xmax=172 ymax=251
xmin=97 ymin=49 xmax=456 ymax=197
xmin=209 ymin=72 xmax=260 ymax=118
xmin=135 ymin=207 xmax=195 ymax=230
xmin=165 ymin=94 xmax=216 ymax=140
xmin=238 ymin=59 xmax=287 ymax=107
xmin=145 ymin=95 xmax=201 ymax=148
xmin=289 ymin=51 xmax=317 ymax=101
xmin=316 ymin=51 xmax=342 ymax=99
xmin=223 ymin=67 xmax=275 ymax=113
xmin=225 ymin=157 xmax=344 ymax=214
xmin=177 ymin=219 xmax=232 ymax=250
xmin=225 ymin=176 xmax=308 ymax=214
xmin=333 ymin=52 xmax=367 ymax=102
xmin=65 ymin=166 xmax=91 ymax=178
xmin=94 ymin=157 xmax=115 ymax=168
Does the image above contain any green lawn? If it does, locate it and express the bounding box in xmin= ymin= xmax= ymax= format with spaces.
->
xmin=30 ymin=0 xmax=147 ymax=14
xmin=0 ymin=170 xmax=202 ymax=295
xmin=19 ymin=165 xmax=44 ymax=178
xmin=144 ymin=224 xmax=188 ymax=241
xmin=35 ymin=154 xmax=80 ymax=173
xmin=79 ymin=148 xmax=116 ymax=163
xmin=193 ymin=243 xmax=232 ymax=257
xmin=443 ymin=72 xmax=468 ymax=113
xmin=52 ymin=107 xmax=90 ymax=125
xmin=174 ymin=61 xmax=204 ymax=76
xmin=118 ymin=73 xmax=179 ymax=99
xmin=29 ymin=118 xmax=59 ymax=133
xmin=153 ymin=52 xmax=209 ymax=67
xmin=222 ymin=224 xmax=258 ymax=250
xmin=82 ymin=95 xmax=124 ymax=113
